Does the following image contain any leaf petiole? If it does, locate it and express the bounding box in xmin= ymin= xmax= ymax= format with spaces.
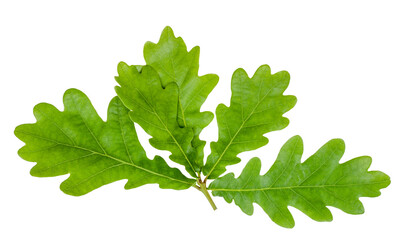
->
xmin=197 ymin=178 xmax=217 ymax=211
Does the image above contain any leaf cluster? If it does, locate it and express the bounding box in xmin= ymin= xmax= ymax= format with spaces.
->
xmin=15 ymin=26 xmax=390 ymax=227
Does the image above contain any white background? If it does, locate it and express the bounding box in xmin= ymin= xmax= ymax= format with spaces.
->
xmin=1 ymin=0 xmax=404 ymax=239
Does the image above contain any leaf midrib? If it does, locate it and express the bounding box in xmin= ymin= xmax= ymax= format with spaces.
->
xmin=149 ymin=42 xmax=189 ymax=128
xmin=132 ymin=85 xmax=197 ymax=174
xmin=210 ymin=180 xmax=390 ymax=192
xmin=167 ymin=48 xmax=188 ymax=128
xmin=205 ymin=81 xmax=283 ymax=178
xmin=15 ymin=130 xmax=195 ymax=186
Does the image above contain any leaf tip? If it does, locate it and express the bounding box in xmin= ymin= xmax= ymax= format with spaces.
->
xmin=117 ymin=61 xmax=129 ymax=73
xmin=16 ymin=144 xmax=27 ymax=159
xmin=241 ymin=157 xmax=262 ymax=177
xmin=60 ymin=180 xmax=87 ymax=197
xmin=370 ymin=170 xmax=391 ymax=190
xmin=114 ymin=84 xmax=122 ymax=92
xmin=32 ymin=102 xmax=58 ymax=121
xmin=63 ymin=88 xmax=86 ymax=103
xmin=14 ymin=124 xmax=25 ymax=139
xmin=279 ymin=116 xmax=290 ymax=130
xmin=290 ymin=135 xmax=304 ymax=144
xmin=29 ymin=164 xmax=42 ymax=177
xmin=233 ymin=67 xmax=248 ymax=79
xmin=329 ymin=138 xmax=346 ymax=151
xmin=63 ymin=88 xmax=83 ymax=101
xmin=249 ymin=156 xmax=262 ymax=166
xmin=276 ymin=217 xmax=296 ymax=228
xmin=162 ymin=25 xmax=174 ymax=35
xmin=160 ymin=26 xmax=179 ymax=43
xmin=190 ymin=45 xmax=200 ymax=55
xmin=289 ymin=95 xmax=298 ymax=107
xmin=256 ymin=64 xmax=271 ymax=75
xmin=278 ymin=70 xmax=290 ymax=80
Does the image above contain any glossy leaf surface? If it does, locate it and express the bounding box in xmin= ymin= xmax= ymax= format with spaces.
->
xmin=209 ymin=136 xmax=390 ymax=228
xmin=203 ymin=65 xmax=297 ymax=179
xmin=15 ymin=89 xmax=195 ymax=195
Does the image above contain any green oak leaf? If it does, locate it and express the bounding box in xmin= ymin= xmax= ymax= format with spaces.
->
xmin=144 ymin=26 xmax=219 ymax=167
xmin=209 ymin=135 xmax=391 ymax=228
xmin=115 ymin=63 xmax=199 ymax=177
xmin=14 ymin=27 xmax=390 ymax=225
xmin=203 ymin=65 xmax=297 ymax=179
xmin=14 ymin=89 xmax=195 ymax=196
